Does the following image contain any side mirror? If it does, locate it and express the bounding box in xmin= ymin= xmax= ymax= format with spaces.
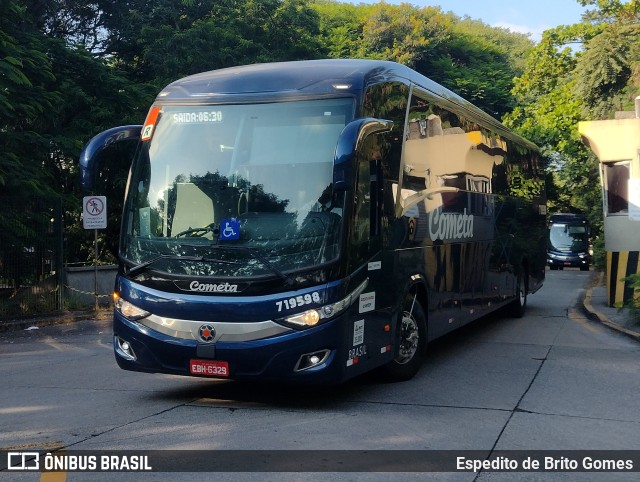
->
xmin=79 ymin=125 xmax=142 ymax=191
xmin=333 ymin=118 xmax=393 ymax=191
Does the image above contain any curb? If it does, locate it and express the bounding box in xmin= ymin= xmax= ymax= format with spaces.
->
xmin=581 ymin=272 xmax=640 ymax=342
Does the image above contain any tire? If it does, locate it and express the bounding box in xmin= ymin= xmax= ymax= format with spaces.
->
xmin=507 ymin=269 xmax=527 ymax=318
xmin=382 ymin=293 xmax=427 ymax=382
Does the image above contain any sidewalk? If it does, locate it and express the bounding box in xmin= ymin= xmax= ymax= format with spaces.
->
xmin=0 ymin=308 xmax=112 ymax=334
xmin=582 ymin=271 xmax=640 ymax=341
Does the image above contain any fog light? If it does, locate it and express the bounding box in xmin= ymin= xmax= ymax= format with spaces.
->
xmin=294 ymin=349 xmax=330 ymax=372
xmin=115 ymin=336 xmax=137 ymax=361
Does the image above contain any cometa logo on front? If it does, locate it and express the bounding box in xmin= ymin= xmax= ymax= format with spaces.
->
xmin=189 ymin=281 xmax=238 ymax=293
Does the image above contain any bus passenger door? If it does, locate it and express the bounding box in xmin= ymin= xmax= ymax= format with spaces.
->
xmin=345 ymin=138 xmax=396 ymax=372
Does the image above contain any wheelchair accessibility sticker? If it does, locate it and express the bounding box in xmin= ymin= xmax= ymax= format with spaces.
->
xmin=219 ymin=219 xmax=240 ymax=241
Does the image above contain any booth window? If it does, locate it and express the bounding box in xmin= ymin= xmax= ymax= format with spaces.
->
xmin=603 ymin=161 xmax=629 ymax=215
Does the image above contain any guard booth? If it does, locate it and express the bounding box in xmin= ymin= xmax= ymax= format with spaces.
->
xmin=578 ymin=97 xmax=640 ymax=307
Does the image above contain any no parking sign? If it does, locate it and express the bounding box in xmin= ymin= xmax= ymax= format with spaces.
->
xmin=82 ymin=196 xmax=107 ymax=229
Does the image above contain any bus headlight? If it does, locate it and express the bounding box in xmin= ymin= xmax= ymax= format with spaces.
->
xmin=285 ymin=309 xmax=321 ymax=327
xmin=114 ymin=296 xmax=150 ymax=321
xmin=282 ymin=279 xmax=368 ymax=328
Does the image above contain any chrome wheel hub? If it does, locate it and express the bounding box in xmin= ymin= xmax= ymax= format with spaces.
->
xmin=395 ymin=311 xmax=419 ymax=365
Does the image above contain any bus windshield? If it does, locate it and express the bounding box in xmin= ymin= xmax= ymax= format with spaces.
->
xmin=549 ymin=223 xmax=588 ymax=253
xmin=121 ymin=98 xmax=353 ymax=278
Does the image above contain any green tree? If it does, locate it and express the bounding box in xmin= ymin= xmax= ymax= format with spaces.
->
xmin=0 ymin=0 xmax=59 ymax=198
xmin=506 ymin=0 xmax=640 ymax=236
xmin=46 ymin=44 xmax=155 ymax=263
xmin=425 ymin=29 xmax=519 ymax=117
xmin=1 ymin=1 xmax=157 ymax=264
xmin=22 ymin=0 xmax=109 ymax=52
xmin=102 ymin=0 xmax=324 ymax=86
xmin=575 ymin=0 xmax=640 ymax=116
xmin=356 ymin=3 xmax=451 ymax=67
xmin=454 ymin=18 xmax=533 ymax=76
xmin=0 ymin=1 xmax=61 ymax=290
xmin=313 ymin=2 xmax=533 ymax=119
xmin=312 ymin=0 xmax=372 ymax=57
xmin=504 ymin=24 xmax=602 ymax=229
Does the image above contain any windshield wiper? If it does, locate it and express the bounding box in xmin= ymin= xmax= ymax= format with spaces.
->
xmin=174 ymin=223 xmax=216 ymax=238
xmin=124 ymin=254 xmax=239 ymax=278
xmin=205 ymin=245 xmax=296 ymax=287
xmin=122 ymin=247 xmax=296 ymax=286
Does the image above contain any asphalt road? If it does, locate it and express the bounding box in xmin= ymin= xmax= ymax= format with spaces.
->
xmin=1 ymin=269 xmax=639 ymax=481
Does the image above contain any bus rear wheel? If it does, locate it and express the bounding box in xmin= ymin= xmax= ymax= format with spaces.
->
xmin=382 ymin=294 xmax=426 ymax=382
xmin=507 ymin=269 xmax=527 ymax=318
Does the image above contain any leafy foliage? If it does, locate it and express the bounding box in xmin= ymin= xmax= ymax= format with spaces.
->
xmin=623 ymin=273 xmax=640 ymax=315
xmin=101 ymin=0 xmax=324 ymax=86
xmin=504 ymin=0 xmax=639 ymax=250
xmin=0 ymin=1 xmax=58 ymax=196
xmin=575 ymin=1 xmax=640 ymax=116
xmin=314 ymin=1 xmax=532 ymax=118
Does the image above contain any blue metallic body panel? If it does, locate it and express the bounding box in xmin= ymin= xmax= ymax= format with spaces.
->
xmin=113 ymin=310 xmax=347 ymax=383
xmin=113 ymin=275 xmax=396 ymax=383
xmin=116 ymin=275 xmax=342 ymax=323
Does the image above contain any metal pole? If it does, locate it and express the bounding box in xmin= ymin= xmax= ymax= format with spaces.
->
xmin=58 ymin=198 xmax=64 ymax=311
xmin=94 ymin=228 xmax=98 ymax=311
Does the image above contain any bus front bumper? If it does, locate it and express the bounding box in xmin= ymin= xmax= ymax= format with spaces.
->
xmin=112 ymin=312 xmax=349 ymax=384
xmin=547 ymin=252 xmax=590 ymax=269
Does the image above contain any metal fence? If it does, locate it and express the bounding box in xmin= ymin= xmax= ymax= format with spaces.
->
xmin=0 ymin=198 xmax=63 ymax=320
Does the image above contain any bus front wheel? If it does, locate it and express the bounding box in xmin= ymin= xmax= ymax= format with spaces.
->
xmin=382 ymin=294 xmax=426 ymax=382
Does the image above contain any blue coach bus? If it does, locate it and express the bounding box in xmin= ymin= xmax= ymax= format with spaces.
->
xmin=79 ymin=59 xmax=546 ymax=383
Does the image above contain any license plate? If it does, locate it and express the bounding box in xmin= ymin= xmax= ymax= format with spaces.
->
xmin=189 ymin=359 xmax=229 ymax=377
